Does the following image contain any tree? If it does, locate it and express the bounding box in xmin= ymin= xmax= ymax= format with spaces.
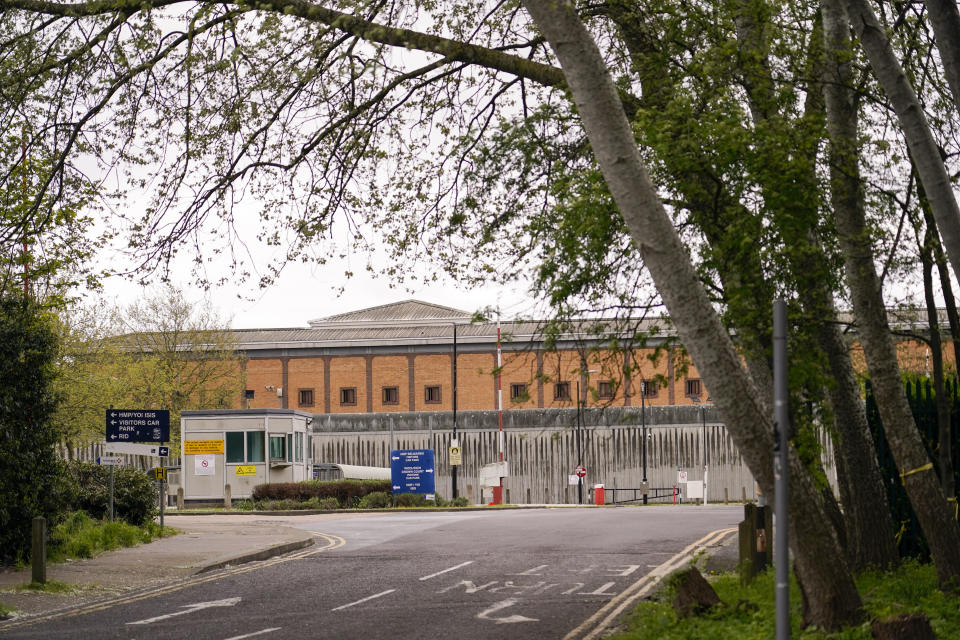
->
xmin=0 ymin=290 xmax=68 ymax=564
xmin=518 ymin=0 xmax=862 ymax=629
xmin=53 ymin=287 xmax=245 ymax=454
xmin=822 ymin=0 xmax=960 ymax=589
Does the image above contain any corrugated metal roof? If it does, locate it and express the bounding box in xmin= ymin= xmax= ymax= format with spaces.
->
xmin=309 ymin=299 xmax=473 ymax=328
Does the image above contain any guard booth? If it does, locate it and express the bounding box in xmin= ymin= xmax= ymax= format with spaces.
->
xmin=180 ymin=409 xmax=312 ymax=503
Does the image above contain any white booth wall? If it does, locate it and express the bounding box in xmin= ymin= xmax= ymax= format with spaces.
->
xmin=181 ymin=409 xmax=312 ymax=500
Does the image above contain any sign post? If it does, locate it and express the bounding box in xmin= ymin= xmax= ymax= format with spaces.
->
xmin=390 ymin=449 xmax=436 ymax=501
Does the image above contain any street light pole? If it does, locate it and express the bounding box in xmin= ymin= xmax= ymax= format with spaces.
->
xmin=576 ymin=377 xmax=583 ymax=504
xmin=452 ymin=323 xmax=458 ymax=500
xmin=641 ymin=378 xmax=647 ymax=505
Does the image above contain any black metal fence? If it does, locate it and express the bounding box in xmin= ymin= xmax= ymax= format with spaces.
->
xmin=865 ymin=377 xmax=960 ymax=560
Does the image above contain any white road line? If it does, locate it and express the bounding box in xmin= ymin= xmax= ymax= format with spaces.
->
xmin=331 ymin=589 xmax=397 ymax=611
xmin=127 ymin=597 xmax=242 ymax=625
xmin=222 ymin=628 xmax=281 ymax=640
xmin=419 ymin=561 xmax=474 ymax=581
xmin=565 ymin=527 xmax=737 ymax=640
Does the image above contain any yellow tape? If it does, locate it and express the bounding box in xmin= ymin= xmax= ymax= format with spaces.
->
xmin=899 ymin=462 xmax=934 ymax=484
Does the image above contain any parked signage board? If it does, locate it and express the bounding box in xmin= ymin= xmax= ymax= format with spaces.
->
xmin=184 ymin=440 xmax=225 ymax=455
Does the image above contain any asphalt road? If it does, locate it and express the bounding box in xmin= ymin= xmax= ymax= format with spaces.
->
xmin=1 ymin=506 xmax=740 ymax=640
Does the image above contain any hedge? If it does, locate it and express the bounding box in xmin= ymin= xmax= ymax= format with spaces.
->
xmin=252 ymin=479 xmax=391 ymax=508
xmin=64 ymin=461 xmax=158 ymax=526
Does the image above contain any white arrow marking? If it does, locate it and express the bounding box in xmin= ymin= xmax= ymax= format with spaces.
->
xmin=476 ymin=599 xmax=538 ymax=624
xmin=126 ymin=597 xmax=241 ymax=625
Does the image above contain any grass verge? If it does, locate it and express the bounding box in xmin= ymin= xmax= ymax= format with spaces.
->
xmin=611 ymin=560 xmax=960 ymax=639
xmin=47 ymin=511 xmax=178 ymax=563
xmin=0 ymin=600 xmax=16 ymax=619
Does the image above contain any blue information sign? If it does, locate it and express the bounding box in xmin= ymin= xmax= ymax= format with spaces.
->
xmin=390 ymin=449 xmax=436 ymax=495
xmin=106 ymin=409 xmax=170 ymax=443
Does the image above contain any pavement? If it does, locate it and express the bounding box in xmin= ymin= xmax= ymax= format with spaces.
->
xmin=0 ymin=507 xmax=741 ymax=622
xmin=0 ymin=513 xmax=317 ymax=619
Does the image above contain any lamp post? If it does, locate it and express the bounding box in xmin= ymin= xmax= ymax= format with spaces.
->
xmin=641 ymin=378 xmax=647 ymax=505
xmin=689 ymin=394 xmax=710 ymax=505
xmin=452 ymin=323 xmax=459 ymax=500
xmin=575 ymin=369 xmax=598 ymax=505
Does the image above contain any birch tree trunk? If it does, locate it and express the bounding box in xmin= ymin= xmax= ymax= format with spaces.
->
xmin=839 ymin=0 xmax=960 ymax=291
xmin=824 ymin=0 xmax=960 ymax=590
xmin=922 ymin=0 xmax=960 ymax=113
xmin=521 ymin=0 xmax=862 ymax=629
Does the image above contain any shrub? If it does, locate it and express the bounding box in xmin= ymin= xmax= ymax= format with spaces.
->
xmin=0 ymin=293 xmax=70 ymax=565
xmin=47 ymin=511 xmax=157 ymax=562
xmin=252 ymin=479 xmax=391 ymax=507
xmin=64 ymin=461 xmax=158 ymax=526
xmin=395 ymin=493 xmax=428 ymax=507
xmin=451 ymin=496 xmax=469 ymax=507
xmin=358 ymin=491 xmax=391 ymax=509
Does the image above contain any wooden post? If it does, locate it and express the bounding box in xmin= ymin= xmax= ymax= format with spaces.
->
xmin=31 ymin=517 xmax=46 ymax=585
xmin=177 ymin=486 xmax=184 ymax=510
xmin=724 ymin=487 xmax=729 ymax=505
xmin=739 ymin=503 xmax=758 ymax=585
xmin=224 ymin=483 xmax=232 ymax=509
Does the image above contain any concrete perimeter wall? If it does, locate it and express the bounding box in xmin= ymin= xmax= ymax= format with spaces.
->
xmin=310 ymin=406 xmax=765 ymax=504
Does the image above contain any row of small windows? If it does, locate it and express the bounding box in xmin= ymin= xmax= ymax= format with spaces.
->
xmin=286 ymin=378 xmax=701 ymax=408
xmin=225 ymin=431 xmax=304 ymax=464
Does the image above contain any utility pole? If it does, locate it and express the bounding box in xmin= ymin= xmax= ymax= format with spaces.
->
xmin=452 ymin=323 xmax=458 ymax=500
xmin=641 ymin=377 xmax=647 ymax=505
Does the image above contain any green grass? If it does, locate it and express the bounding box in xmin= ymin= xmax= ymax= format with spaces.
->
xmin=0 ymin=600 xmax=16 ymax=619
xmin=611 ymin=560 xmax=960 ymax=639
xmin=46 ymin=512 xmax=178 ymax=563
xmin=12 ymin=580 xmax=75 ymax=594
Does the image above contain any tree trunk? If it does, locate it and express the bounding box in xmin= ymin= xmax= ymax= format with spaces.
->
xmin=839 ymin=0 xmax=960 ymax=290
xmin=921 ymin=204 xmax=960 ymax=376
xmin=521 ymin=0 xmax=863 ymax=629
xmin=920 ymin=215 xmax=955 ymax=500
xmin=823 ymin=0 xmax=960 ymax=589
xmin=817 ymin=305 xmax=899 ymax=569
xmin=922 ymin=0 xmax=960 ymax=113
xmin=732 ymin=0 xmax=897 ymax=571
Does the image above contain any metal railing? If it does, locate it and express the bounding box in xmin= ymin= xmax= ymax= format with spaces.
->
xmin=607 ymin=487 xmax=682 ymax=504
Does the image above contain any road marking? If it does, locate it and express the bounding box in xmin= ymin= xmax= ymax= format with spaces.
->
xmin=579 ymin=582 xmax=618 ymax=596
xmin=223 ymin=628 xmax=281 ymax=640
xmin=565 ymin=527 xmax=737 ymax=640
xmin=0 ymin=533 xmax=346 ymax=632
xmin=508 ymin=564 xmax=549 ymax=575
xmin=476 ymin=599 xmax=539 ymax=624
xmin=127 ymin=597 xmax=241 ymax=625
xmin=419 ymin=560 xmax=474 ymax=581
xmin=331 ymin=589 xmax=397 ymax=611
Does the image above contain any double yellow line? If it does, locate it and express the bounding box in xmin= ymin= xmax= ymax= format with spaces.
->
xmin=565 ymin=527 xmax=737 ymax=640
xmin=0 ymin=533 xmax=345 ymax=631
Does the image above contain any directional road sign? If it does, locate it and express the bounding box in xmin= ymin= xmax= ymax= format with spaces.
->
xmin=105 ymin=409 xmax=170 ymax=443
xmin=390 ymin=449 xmax=436 ymax=495
xmin=104 ymin=442 xmax=170 ymax=457
xmin=97 ymin=456 xmax=124 ymax=466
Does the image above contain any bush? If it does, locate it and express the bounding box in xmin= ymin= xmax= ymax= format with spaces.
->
xmin=47 ymin=511 xmax=159 ymax=562
xmin=451 ymin=496 xmax=469 ymax=507
xmin=0 ymin=293 xmax=70 ymax=565
xmin=358 ymin=491 xmax=391 ymax=509
xmin=395 ymin=493 xmax=428 ymax=507
xmin=63 ymin=461 xmax=158 ymax=526
xmin=252 ymin=479 xmax=391 ymax=508
xmin=257 ymin=496 xmax=340 ymax=511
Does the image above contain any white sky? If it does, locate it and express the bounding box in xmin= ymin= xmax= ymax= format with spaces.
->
xmin=93 ymin=251 xmax=533 ymax=329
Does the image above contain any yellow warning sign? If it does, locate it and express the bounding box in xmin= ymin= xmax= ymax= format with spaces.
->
xmin=184 ymin=440 xmax=224 ymax=455
xmin=449 ymin=446 xmax=462 ymax=466
xmin=235 ymin=465 xmax=257 ymax=476
xmin=153 ymin=467 xmax=166 ymax=481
